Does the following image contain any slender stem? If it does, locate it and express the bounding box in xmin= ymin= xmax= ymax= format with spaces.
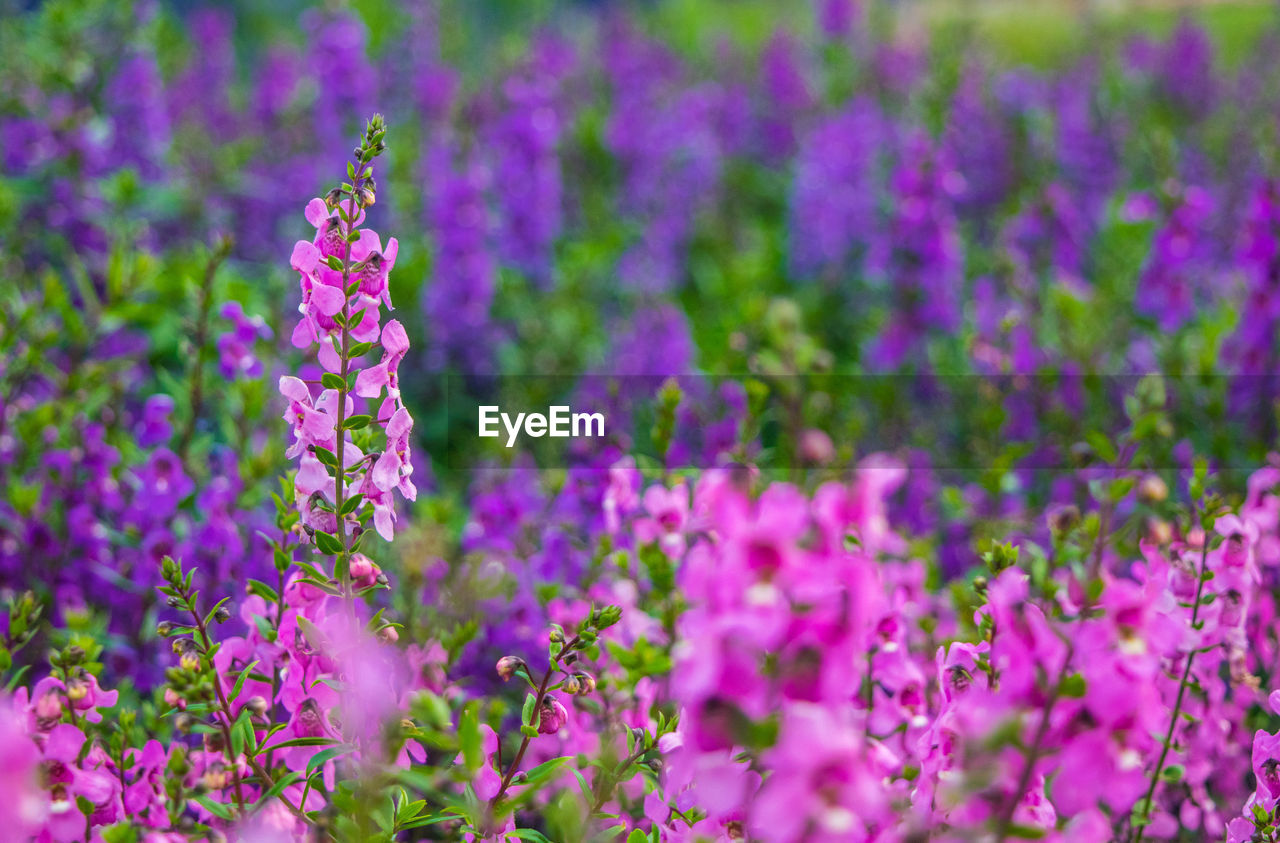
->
xmin=178 ymin=242 xmax=230 ymax=461
xmin=491 ymin=637 xmax=579 ymax=806
xmin=1132 ymin=522 xmax=1212 ymax=843
xmin=993 ymin=640 xmax=1074 ymax=843
xmin=494 ymin=663 xmax=556 ymax=802
xmin=184 ymin=586 xmax=309 ymax=823
xmin=184 ymin=597 xmax=247 ymax=814
xmin=333 ymin=181 xmax=360 ymax=610
xmin=589 ymin=742 xmax=648 ymax=815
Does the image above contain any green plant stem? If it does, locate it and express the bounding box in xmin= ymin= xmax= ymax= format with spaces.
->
xmin=183 ymin=585 xmax=309 ymax=824
xmin=491 ymin=637 xmax=578 ymax=807
xmin=333 ymin=161 xmax=366 ymax=616
xmin=178 ymin=241 xmax=230 ymax=462
xmin=993 ymin=642 xmax=1074 ymax=843
xmin=1132 ymin=523 xmax=1213 ymax=843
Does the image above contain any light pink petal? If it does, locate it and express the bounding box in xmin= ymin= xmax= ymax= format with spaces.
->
xmin=371 ymin=451 xmax=401 ymax=492
xmin=304 ymin=198 xmax=330 ymax=228
xmin=291 ymin=318 xmax=315 ymax=349
xmin=354 ymin=363 xmax=388 ymax=399
xmin=381 ymin=320 xmax=410 ymax=356
xmin=310 ymin=284 xmax=346 ymax=317
xmin=46 ymin=723 xmax=86 ymax=762
xmin=374 ymin=505 xmax=395 ymax=541
xmin=279 ymin=376 xmax=310 ymax=403
xmin=318 ymin=339 xmax=343 ymax=373
xmin=296 ymin=454 xmax=331 ymax=497
xmin=290 ymin=240 xmax=320 ymax=273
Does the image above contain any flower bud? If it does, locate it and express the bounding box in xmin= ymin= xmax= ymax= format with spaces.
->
xmin=213 ymin=605 xmax=231 ymax=624
xmin=799 ymin=429 xmax=835 ymax=465
xmin=1139 ymin=474 xmax=1168 ymax=504
xmin=573 ymin=672 xmax=597 ymax=695
xmin=65 ymin=677 xmax=89 ymax=703
xmin=496 ymin=656 xmax=527 ymax=682
xmin=1047 ymin=505 xmax=1080 ymax=535
xmin=156 ymin=621 xmax=173 ymax=637
xmin=537 ymin=696 xmax=569 ymax=735
xmin=1146 ymin=517 xmax=1173 ymax=545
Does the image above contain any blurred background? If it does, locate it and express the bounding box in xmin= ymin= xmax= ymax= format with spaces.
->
xmin=6 ymin=0 xmax=1280 ymax=677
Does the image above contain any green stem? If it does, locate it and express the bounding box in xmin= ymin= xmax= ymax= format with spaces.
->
xmin=333 ymin=157 xmax=368 ymax=615
xmin=1132 ymin=518 xmax=1212 ymax=843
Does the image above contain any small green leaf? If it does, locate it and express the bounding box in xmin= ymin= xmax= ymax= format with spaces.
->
xmin=314 ymin=531 xmax=344 ymax=555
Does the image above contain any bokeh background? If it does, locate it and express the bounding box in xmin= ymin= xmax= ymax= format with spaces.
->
xmin=5 ymin=0 xmax=1280 ymax=743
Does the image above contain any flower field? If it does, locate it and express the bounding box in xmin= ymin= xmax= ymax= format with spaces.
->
xmin=7 ymin=0 xmax=1280 ymax=840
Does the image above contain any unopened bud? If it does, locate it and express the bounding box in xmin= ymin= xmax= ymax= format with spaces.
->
xmin=213 ymin=605 xmax=231 ymax=624
xmin=1047 ymin=505 xmax=1080 ymax=535
xmin=65 ymin=677 xmax=89 ymax=703
xmin=1139 ymin=475 xmax=1168 ymax=504
xmin=1147 ymin=517 xmax=1173 ymax=545
xmin=496 ymin=656 xmax=527 ymax=682
xmin=156 ymin=621 xmax=173 ymax=637
xmin=799 ymin=429 xmax=835 ymax=465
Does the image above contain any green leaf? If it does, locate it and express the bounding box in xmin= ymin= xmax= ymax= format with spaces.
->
xmin=509 ymin=831 xmax=553 ymax=842
xmin=306 ymin=746 xmax=345 ymax=775
xmin=246 ymin=579 xmax=280 ymax=603
xmin=521 ymin=693 xmax=537 ymax=727
xmin=313 ymin=531 xmax=344 ymax=555
xmin=523 ymin=756 xmax=569 ymax=787
xmin=267 ymin=736 xmax=339 ymax=750
xmin=627 ymin=831 xmax=648 ymax=843
xmin=256 ymin=770 xmax=302 ymax=807
xmin=312 ymin=446 xmax=338 ymax=467
xmin=229 ymin=660 xmax=260 ymax=703
xmin=343 ymin=414 xmax=372 ymax=430
xmin=321 ymin=372 xmax=346 ymax=391
xmin=459 ymin=704 xmax=482 ymax=771
xmin=339 ymin=494 xmax=364 ymax=515
xmin=1059 ymin=674 xmax=1086 ymax=698
xmin=192 ymin=794 xmax=235 ymax=820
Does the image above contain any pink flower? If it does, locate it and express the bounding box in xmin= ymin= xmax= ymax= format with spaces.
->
xmin=0 ymin=696 xmax=44 ymax=836
xmin=634 ymin=482 xmax=690 ymax=556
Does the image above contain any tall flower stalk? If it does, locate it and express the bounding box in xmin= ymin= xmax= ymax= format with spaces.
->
xmin=281 ymin=114 xmax=416 ymax=607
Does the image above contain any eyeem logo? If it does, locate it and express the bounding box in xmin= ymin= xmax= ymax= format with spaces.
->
xmin=478 ymin=405 xmax=606 ymax=447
